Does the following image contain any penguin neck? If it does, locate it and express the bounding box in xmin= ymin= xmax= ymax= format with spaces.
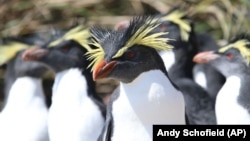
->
xmin=216 ymin=75 xmax=250 ymax=124
xmin=2 ymin=76 xmax=46 ymax=111
xmin=160 ymin=42 xmax=196 ymax=82
xmin=168 ymin=43 xmax=196 ymax=81
xmin=111 ymin=70 xmax=185 ymax=140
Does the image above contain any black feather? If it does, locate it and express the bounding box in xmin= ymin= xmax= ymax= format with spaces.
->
xmin=90 ymin=27 xmax=114 ymax=42
xmin=229 ymin=33 xmax=250 ymax=48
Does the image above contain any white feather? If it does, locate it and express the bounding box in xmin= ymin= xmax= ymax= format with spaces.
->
xmin=111 ymin=70 xmax=185 ymax=141
xmin=48 ymin=68 xmax=104 ymax=141
xmin=193 ymin=70 xmax=207 ymax=89
xmin=0 ymin=77 xmax=49 ymax=141
xmin=216 ymin=75 xmax=250 ymax=124
xmin=159 ymin=50 xmax=175 ymax=71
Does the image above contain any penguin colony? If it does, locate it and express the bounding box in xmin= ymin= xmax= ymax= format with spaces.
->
xmin=0 ymin=7 xmax=249 ymax=141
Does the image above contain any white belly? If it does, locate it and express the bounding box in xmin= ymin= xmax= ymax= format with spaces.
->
xmin=216 ymin=76 xmax=250 ymax=124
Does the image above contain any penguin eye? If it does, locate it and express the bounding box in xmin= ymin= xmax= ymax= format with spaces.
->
xmin=159 ymin=24 xmax=167 ymax=31
xmin=226 ymin=53 xmax=233 ymax=60
xmin=125 ymin=51 xmax=135 ymax=59
xmin=61 ymin=46 xmax=71 ymax=52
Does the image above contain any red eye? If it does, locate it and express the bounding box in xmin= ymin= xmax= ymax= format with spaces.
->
xmin=125 ymin=51 xmax=135 ymax=58
xmin=62 ymin=46 xmax=70 ymax=52
xmin=226 ymin=53 xmax=233 ymax=60
xmin=159 ymin=24 xmax=167 ymax=31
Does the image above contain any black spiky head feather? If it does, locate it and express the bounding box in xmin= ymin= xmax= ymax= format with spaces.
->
xmin=40 ymin=27 xmax=66 ymax=48
xmin=86 ymin=16 xmax=174 ymax=71
xmin=4 ymin=32 xmax=50 ymax=46
xmin=218 ymin=33 xmax=250 ymax=65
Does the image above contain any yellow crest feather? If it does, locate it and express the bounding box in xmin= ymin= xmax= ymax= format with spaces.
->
xmin=112 ymin=21 xmax=173 ymax=59
xmin=160 ymin=10 xmax=191 ymax=41
xmin=0 ymin=42 xmax=30 ymax=65
xmin=86 ymin=17 xmax=174 ymax=71
xmin=219 ymin=39 xmax=250 ymax=65
xmin=85 ymin=39 xmax=104 ymax=71
xmin=48 ymin=25 xmax=91 ymax=51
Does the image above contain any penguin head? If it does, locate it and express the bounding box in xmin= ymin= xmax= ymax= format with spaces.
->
xmin=87 ymin=16 xmax=173 ymax=83
xmin=22 ymin=25 xmax=92 ymax=73
xmin=14 ymin=50 xmax=48 ymax=78
xmin=154 ymin=8 xmax=194 ymax=44
xmin=0 ymin=31 xmax=52 ymax=77
xmin=193 ymin=33 xmax=250 ymax=76
xmin=114 ymin=8 xmax=194 ymax=47
xmin=0 ymin=31 xmax=52 ymax=67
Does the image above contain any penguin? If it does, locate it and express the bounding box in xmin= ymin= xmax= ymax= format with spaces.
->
xmin=193 ymin=33 xmax=250 ymax=124
xmin=153 ymin=9 xmax=217 ymax=124
xmin=86 ymin=16 xmax=186 ymax=141
xmin=1 ymin=41 xmax=33 ymax=103
xmin=1 ymin=32 xmax=55 ymax=108
xmin=113 ymin=11 xmax=217 ymax=125
xmin=144 ymin=9 xmax=198 ymax=80
xmin=22 ymin=25 xmax=106 ymax=141
xmin=114 ymin=10 xmax=217 ymax=125
xmin=0 ymin=42 xmax=49 ymax=141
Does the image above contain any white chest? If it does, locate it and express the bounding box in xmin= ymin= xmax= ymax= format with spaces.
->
xmin=216 ymin=76 xmax=250 ymax=124
xmin=48 ymin=68 xmax=104 ymax=141
xmin=111 ymin=70 xmax=185 ymax=141
xmin=0 ymin=77 xmax=49 ymax=141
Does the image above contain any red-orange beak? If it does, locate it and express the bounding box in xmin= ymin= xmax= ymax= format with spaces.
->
xmin=193 ymin=51 xmax=219 ymax=64
xmin=93 ymin=59 xmax=117 ymax=80
xmin=22 ymin=46 xmax=48 ymax=61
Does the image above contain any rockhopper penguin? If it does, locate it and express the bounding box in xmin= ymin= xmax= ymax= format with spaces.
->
xmin=193 ymin=34 xmax=250 ymax=124
xmin=86 ymin=16 xmax=186 ymax=141
xmin=22 ymin=25 xmax=106 ymax=141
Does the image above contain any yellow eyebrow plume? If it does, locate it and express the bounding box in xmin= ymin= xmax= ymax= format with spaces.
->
xmin=86 ymin=17 xmax=174 ymax=71
xmin=48 ymin=25 xmax=91 ymax=51
xmin=112 ymin=20 xmax=173 ymax=59
xmin=218 ymin=39 xmax=250 ymax=65
xmin=0 ymin=42 xmax=30 ymax=65
xmin=85 ymin=38 xmax=104 ymax=71
xmin=160 ymin=10 xmax=191 ymax=41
